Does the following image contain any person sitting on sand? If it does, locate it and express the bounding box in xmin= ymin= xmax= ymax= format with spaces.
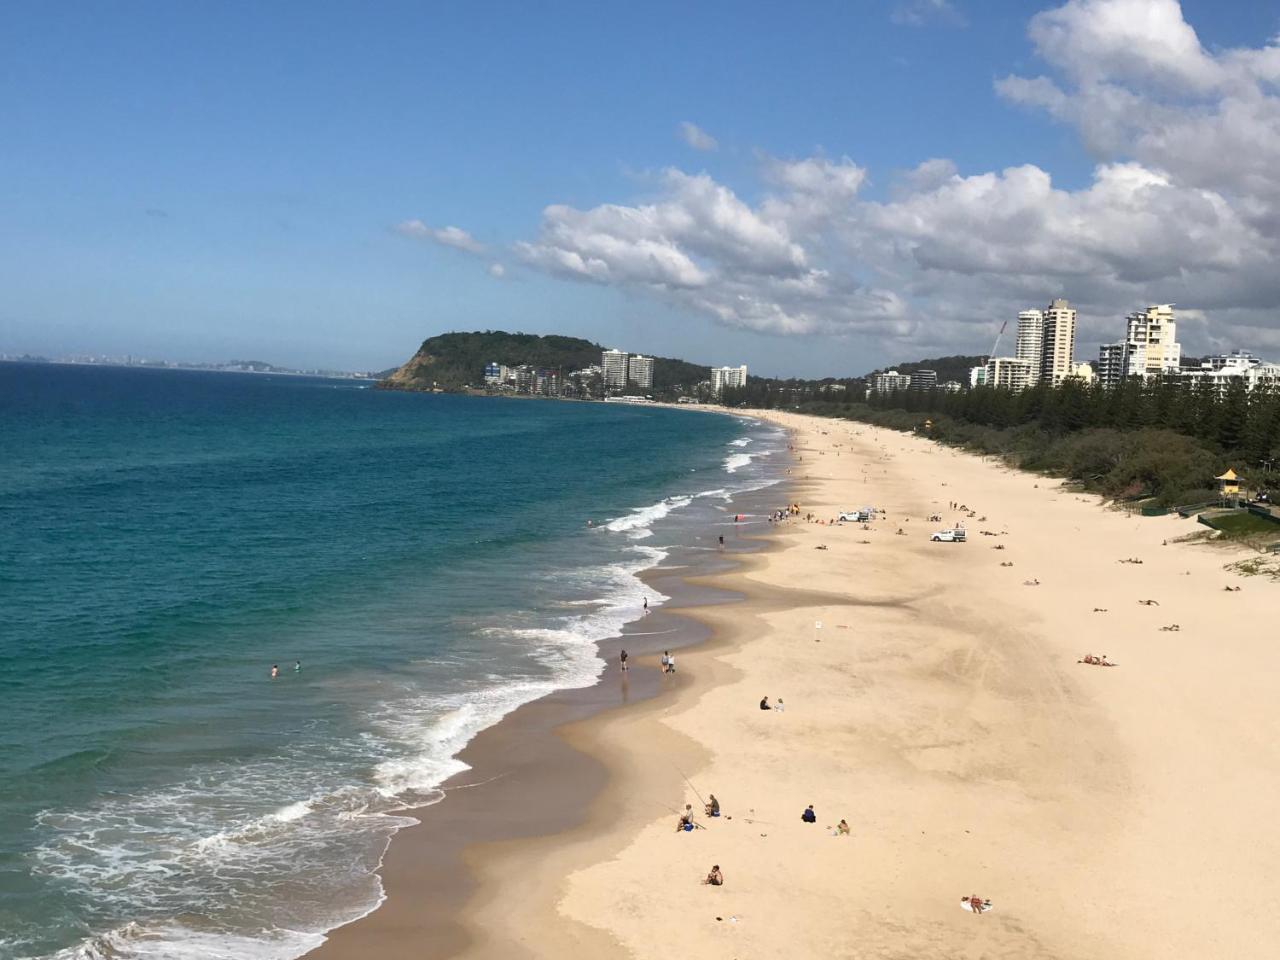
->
xmin=677 ymin=804 xmax=694 ymax=831
xmin=775 ymin=697 xmax=785 ymax=711
xmin=706 ymin=794 xmax=720 ymax=817
xmin=965 ymin=894 xmax=989 ymax=916
xmin=837 ymin=819 xmax=850 ymax=836
xmin=802 ymin=804 xmax=817 ymax=823
xmin=703 ymin=864 xmax=724 ymax=886
xmin=760 ymin=696 xmax=771 ymax=710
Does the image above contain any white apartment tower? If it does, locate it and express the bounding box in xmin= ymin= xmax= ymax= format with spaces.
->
xmin=1124 ymin=304 xmax=1181 ymax=377
xmin=710 ymin=365 xmax=748 ymax=396
xmin=601 ymin=349 xmax=629 ymax=390
xmin=1040 ymin=298 xmax=1077 ymax=385
xmin=627 ymin=354 xmax=655 ymax=390
xmin=1015 ymin=310 xmax=1045 ymax=384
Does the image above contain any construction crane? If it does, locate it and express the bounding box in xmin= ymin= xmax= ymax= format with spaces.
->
xmin=988 ymin=320 xmax=1008 ymax=360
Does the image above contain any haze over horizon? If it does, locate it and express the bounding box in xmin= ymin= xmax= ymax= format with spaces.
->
xmin=4 ymin=0 xmax=1280 ymax=377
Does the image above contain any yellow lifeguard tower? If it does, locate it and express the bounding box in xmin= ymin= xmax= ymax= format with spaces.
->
xmin=1216 ymin=468 xmax=1241 ymax=499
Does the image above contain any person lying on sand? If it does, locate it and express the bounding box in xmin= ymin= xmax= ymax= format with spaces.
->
xmin=1023 ymin=578 xmax=1041 ymax=586
xmin=703 ymin=865 xmax=724 ymax=886
xmin=1078 ymin=654 xmax=1116 ymax=666
xmin=1160 ymin=624 xmax=1181 ymax=632
xmin=1138 ymin=599 xmax=1160 ymax=606
xmin=964 ymin=894 xmax=990 ymax=916
xmin=1000 ymin=561 xmax=1014 ymax=567
xmin=1092 ymin=607 xmax=1108 ymax=613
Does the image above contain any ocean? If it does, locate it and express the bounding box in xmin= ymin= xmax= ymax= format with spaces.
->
xmin=0 ymin=363 xmax=784 ymax=959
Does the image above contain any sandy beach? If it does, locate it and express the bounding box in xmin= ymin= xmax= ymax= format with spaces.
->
xmin=312 ymin=410 xmax=1280 ymax=960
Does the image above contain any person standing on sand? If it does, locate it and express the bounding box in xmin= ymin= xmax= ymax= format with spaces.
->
xmin=620 ymin=649 xmax=628 ymax=672
xmin=661 ymin=651 xmax=670 ymax=672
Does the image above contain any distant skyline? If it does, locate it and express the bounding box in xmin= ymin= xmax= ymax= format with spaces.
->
xmin=4 ymin=1 xmax=1280 ymax=377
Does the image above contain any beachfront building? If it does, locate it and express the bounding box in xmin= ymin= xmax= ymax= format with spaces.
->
xmin=909 ymin=369 xmax=938 ymax=391
xmin=1041 ymin=299 xmax=1078 ymax=384
xmin=869 ymin=370 xmax=911 ymax=395
xmin=512 ymin=364 xmax=536 ymax=394
xmin=710 ymin=364 xmax=749 ymax=396
xmin=969 ymin=365 xmax=988 ymax=388
xmin=1015 ymin=310 xmax=1045 ymax=385
xmin=1065 ymin=361 xmax=1095 ymax=383
xmin=484 ymin=361 xmax=510 ymax=385
xmin=627 ymin=354 xmax=655 ymax=390
xmin=1097 ymin=341 xmax=1127 ymax=388
xmin=1180 ymin=351 xmax=1280 ymax=393
xmin=985 ymin=357 xmax=1036 ymax=392
xmin=602 ymin=349 xmax=629 ymax=390
xmin=1124 ymin=304 xmax=1181 ymax=378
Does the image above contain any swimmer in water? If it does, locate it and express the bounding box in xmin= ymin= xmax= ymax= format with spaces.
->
xmin=271 ymin=664 xmax=279 ymax=679
xmin=294 ymin=660 xmax=301 ymax=672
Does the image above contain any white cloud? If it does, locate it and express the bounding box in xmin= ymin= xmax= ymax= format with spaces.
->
xmin=678 ymin=121 xmax=719 ymax=152
xmin=506 ymin=0 xmax=1280 ymax=359
xmin=487 ymin=262 xmax=506 ymax=278
xmin=890 ymin=0 xmax=966 ymax=28
xmin=394 ymin=220 xmax=486 ymax=254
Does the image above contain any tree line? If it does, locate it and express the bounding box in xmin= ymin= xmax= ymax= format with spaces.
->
xmin=728 ymin=376 xmax=1280 ymax=507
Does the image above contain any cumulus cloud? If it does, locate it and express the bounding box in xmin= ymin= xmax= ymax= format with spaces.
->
xmin=395 ymin=220 xmax=486 ymax=254
xmin=507 ymin=1 xmax=1280 ymax=358
xmin=678 ymin=121 xmax=719 ymax=152
xmin=487 ymin=262 xmax=506 ymax=278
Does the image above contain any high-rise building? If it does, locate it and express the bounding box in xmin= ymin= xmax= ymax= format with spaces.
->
xmin=969 ymin=365 xmax=988 ymax=388
xmin=1097 ymin=342 xmax=1127 ymax=388
xmin=1040 ymin=298 xmax=1077 ymax=384
xmin=627 ymin=355 xmax=655 ymax=390
xmin=710 ymin=364 xmax=749 ymax=396
xmin=1123 ymin=304 xmax=1181 ymax=378
xmin=868 ymin=370 xmax=911 ymax=395
xmin=1015 ymin=310 xmax=1045 ymax=384
xmin=909 ymin=369 xmax=938 ymax=391
xmin=602 ymin=349 xmax=629 ymax=390
xmin=484 ymin=361 xmax=510 ymax=385
xmin=986 ymin=357 xmax=1036 ymax=392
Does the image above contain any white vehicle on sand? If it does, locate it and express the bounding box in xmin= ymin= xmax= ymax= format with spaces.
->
xmin=931 ymin=528 xmax=966 ymax=542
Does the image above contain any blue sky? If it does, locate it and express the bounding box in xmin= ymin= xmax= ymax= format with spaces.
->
xmin=4 ymin=1 xmax=1280 ymax=375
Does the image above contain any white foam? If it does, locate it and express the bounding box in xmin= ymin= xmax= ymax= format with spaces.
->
xmin=723 ymin=453 xmax=752 ymax=473
xmin=603 ymin=495 xmax=693 ymax=536
xmin=728 ymin=437 xmax=753 ymax=447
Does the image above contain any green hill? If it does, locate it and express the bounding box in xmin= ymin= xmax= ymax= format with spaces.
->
xmin=379 ymin=331 xmax=711 ymax=396
xmin=381 ymin=331 xmax=601 ymax=391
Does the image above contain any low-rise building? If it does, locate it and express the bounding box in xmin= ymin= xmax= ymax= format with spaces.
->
xmin=909 ymin=369 xmax=938 ymax=391
xmin=869 ymin=370 xmax=911 ymax=395
xmin=985 ymin=356 xmax=1035 ymax=391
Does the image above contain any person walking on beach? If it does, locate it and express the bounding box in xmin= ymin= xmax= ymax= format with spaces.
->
xmin=661 ymin=651 xmax=671 ymax=672
xmin=666 ymin=653 xmax=676 ymax=673
xmin=643 ymin=597 xmax=649 ymax=614
xmin=620 ymin=649 xmax=629 ymax=672
xmin=270 ymin=664 xmax=279 ymax=679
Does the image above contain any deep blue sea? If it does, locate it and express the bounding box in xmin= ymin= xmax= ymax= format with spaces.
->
xmin=0 ymin=363 xmax=783 ymax=959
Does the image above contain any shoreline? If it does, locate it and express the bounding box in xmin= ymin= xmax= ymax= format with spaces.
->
xmin=304 ymin=433 xmax=791 ymax=959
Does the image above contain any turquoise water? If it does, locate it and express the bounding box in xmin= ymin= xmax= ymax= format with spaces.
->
xmin=0 ymin=364 xmax=782 ymax=959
